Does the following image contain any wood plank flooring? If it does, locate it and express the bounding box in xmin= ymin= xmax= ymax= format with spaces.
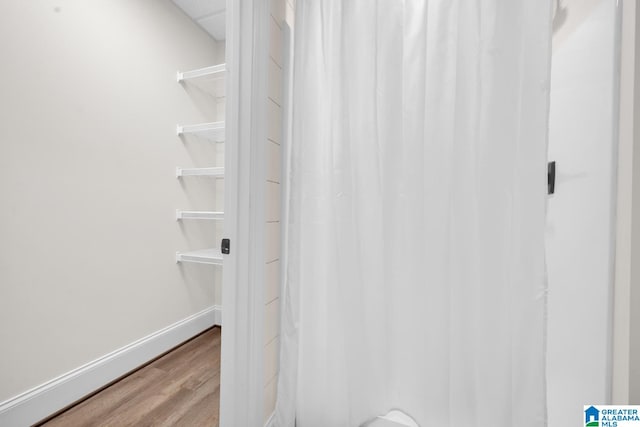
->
xmin=39 ymin=327 xmax=221 ymax=427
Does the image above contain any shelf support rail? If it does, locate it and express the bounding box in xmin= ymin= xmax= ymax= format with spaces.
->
xmin=177 ymin=63 xmax=226 ymax=82
xmin=176 ymin=210 xmax=224 ymax=220
xmin=176 ymin=167 xmax=225 ymax=177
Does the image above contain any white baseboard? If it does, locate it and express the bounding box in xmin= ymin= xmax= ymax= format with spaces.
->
xmin=213 ymin=304 xmax=223 ymax=326
xmin=0 ymin=305 xmax=222 ymax=427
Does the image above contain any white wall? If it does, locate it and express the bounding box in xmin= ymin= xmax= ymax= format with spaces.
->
xmin=546 ymin=0 xmax=619 ymax=424
xmin=0 ymin=0 xmax=223 ymax=406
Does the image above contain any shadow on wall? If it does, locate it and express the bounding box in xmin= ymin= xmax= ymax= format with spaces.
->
xmin=552 ymin=0 xmax=568 ymax=34
xmin=552 ymin=0 xmax=607 ymax=49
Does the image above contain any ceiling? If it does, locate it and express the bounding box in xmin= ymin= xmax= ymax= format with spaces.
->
xmin=172 ymin=0 xmax=226 ymax=41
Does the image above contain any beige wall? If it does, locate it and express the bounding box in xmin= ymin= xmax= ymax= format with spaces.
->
xmin=0 ymin=0 xmax=223 ymax=403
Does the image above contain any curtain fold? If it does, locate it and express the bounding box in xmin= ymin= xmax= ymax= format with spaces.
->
xmin=276 ymin=1 xmax=552 ymax=426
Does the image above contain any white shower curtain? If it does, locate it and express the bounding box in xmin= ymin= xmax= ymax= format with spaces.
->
xmin=276 ymin=1 xmax=552 ymax=426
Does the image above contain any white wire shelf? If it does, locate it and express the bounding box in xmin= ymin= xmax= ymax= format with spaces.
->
xmin=176 ymin=167 xmax=224 ymax=178
xmin=176 ymin=248 xmax=223 ymax=265
xmin=176 ymin=121 xmax=225 ymax=142
xmin=176 ymin=210 xmax=224 ymax=220
xmin=177 ymin=64 xmax=226 ymax=99
xmin=177 ymin=64 xmax=226 ymax=83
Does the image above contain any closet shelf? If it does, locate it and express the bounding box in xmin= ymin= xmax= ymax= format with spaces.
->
xmin=176 ymin=210 xmax=224 ymax=220
xmin=176 ymin=248 xmax=223 ymax=265
xmin=177 ymin=64 xmax=226 ymax=83
xmin=176 ymin=167 xmax=224 ymax=178
xmin=177 ymin=121 xmax=225 ymax=142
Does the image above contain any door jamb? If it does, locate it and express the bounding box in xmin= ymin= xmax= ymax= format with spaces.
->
xmin=219 ymin=0 xmax=269 ymax=425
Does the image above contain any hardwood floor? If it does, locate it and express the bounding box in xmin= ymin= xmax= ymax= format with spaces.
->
xmin=39 ymin=327 xmax=221 ymax=427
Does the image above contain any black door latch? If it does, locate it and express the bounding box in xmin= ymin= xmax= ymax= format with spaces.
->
xmin=548 ymin=161 xmax=556 ymax=195
xmin=221 ymin=238 xmax=230 ymax=254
